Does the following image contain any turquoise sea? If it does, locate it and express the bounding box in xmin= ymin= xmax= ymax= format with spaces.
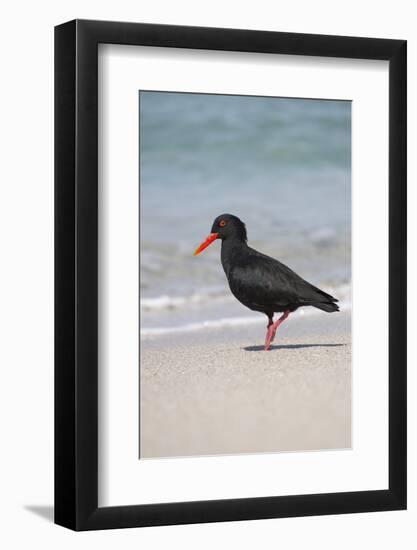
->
xmin=139 ymin=91 xmax=351 ymax=335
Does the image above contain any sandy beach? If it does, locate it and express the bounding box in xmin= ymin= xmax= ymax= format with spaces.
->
xmin=140 ymin=310 xmax=351 ymax=459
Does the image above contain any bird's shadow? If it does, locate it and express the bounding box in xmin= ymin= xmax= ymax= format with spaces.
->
xmin=244 ymin=343 xmax=345 ymax=352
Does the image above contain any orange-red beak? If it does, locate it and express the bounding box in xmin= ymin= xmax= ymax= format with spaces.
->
xmin=193 ymin=232 xmax=219 ymax=256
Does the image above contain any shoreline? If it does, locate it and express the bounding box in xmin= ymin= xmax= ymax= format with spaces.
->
xmin=142 ymin=307 xmax=350 ymax=347
xmin=140 ymin=311 xmax=351 ymax=459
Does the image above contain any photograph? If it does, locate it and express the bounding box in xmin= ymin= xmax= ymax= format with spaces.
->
xmin=0 ymin=0 xmax=410 ymax=542
xmin=139 ymin=91 xmax=352 ymax=459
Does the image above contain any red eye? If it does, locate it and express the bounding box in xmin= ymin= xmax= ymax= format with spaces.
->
xmin=219 ymin=220 xmax=226 ymax=227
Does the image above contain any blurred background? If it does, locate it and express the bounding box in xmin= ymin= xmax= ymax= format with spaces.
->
xmin=139 ymin=91 xmax=351 ymax=335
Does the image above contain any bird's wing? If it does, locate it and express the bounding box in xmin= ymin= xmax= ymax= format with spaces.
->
xmin=228 ymin=251 xmax=336 ymax=310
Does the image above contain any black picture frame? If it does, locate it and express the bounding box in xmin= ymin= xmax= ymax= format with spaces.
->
xmin=55 ymin=19 xmax=407 ymax=531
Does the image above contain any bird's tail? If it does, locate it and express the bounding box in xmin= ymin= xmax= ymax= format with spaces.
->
xmin=313 ymin=301 xmax=340 ymax=313
xmin=298 ymin=280 xmax=339 ymax=313
xmin=307 ymin=284 xmax=339 ymax=313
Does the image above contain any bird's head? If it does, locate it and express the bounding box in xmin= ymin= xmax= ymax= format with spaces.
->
xmin=193 ymin=214 xmax=247 ymax=255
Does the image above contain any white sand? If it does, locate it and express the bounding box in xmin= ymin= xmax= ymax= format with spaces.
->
xmin=140 ymin=311 xmax=351 ymax=459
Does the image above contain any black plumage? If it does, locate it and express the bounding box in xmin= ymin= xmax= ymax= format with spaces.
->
xmin=194 ymin=213 xmax=339 ymax=350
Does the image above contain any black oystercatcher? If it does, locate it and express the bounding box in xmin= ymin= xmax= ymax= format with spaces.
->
xmin=193 ymin=214 xmax=339 ymax=351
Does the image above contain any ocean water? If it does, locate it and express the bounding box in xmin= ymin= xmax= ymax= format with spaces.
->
xmin=139 ymin=92 xmax=351 ymax=335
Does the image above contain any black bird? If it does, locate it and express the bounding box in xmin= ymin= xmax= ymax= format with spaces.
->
xmin=193 ymin=213 xmax=339 ymax=350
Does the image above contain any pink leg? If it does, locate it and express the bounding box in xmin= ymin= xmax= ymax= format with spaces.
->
xmin=264 ymin=318 xmax=275 ymax=351
xmin=264 ymin=310 xmax=290 ymax=350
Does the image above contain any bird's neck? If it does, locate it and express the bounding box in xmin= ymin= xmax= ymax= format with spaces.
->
xmin=220 ymin=238 xmax=248 ymax=274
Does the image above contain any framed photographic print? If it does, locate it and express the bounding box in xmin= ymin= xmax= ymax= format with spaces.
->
xmin=55 ymin=19 xmax=407 ymax=530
